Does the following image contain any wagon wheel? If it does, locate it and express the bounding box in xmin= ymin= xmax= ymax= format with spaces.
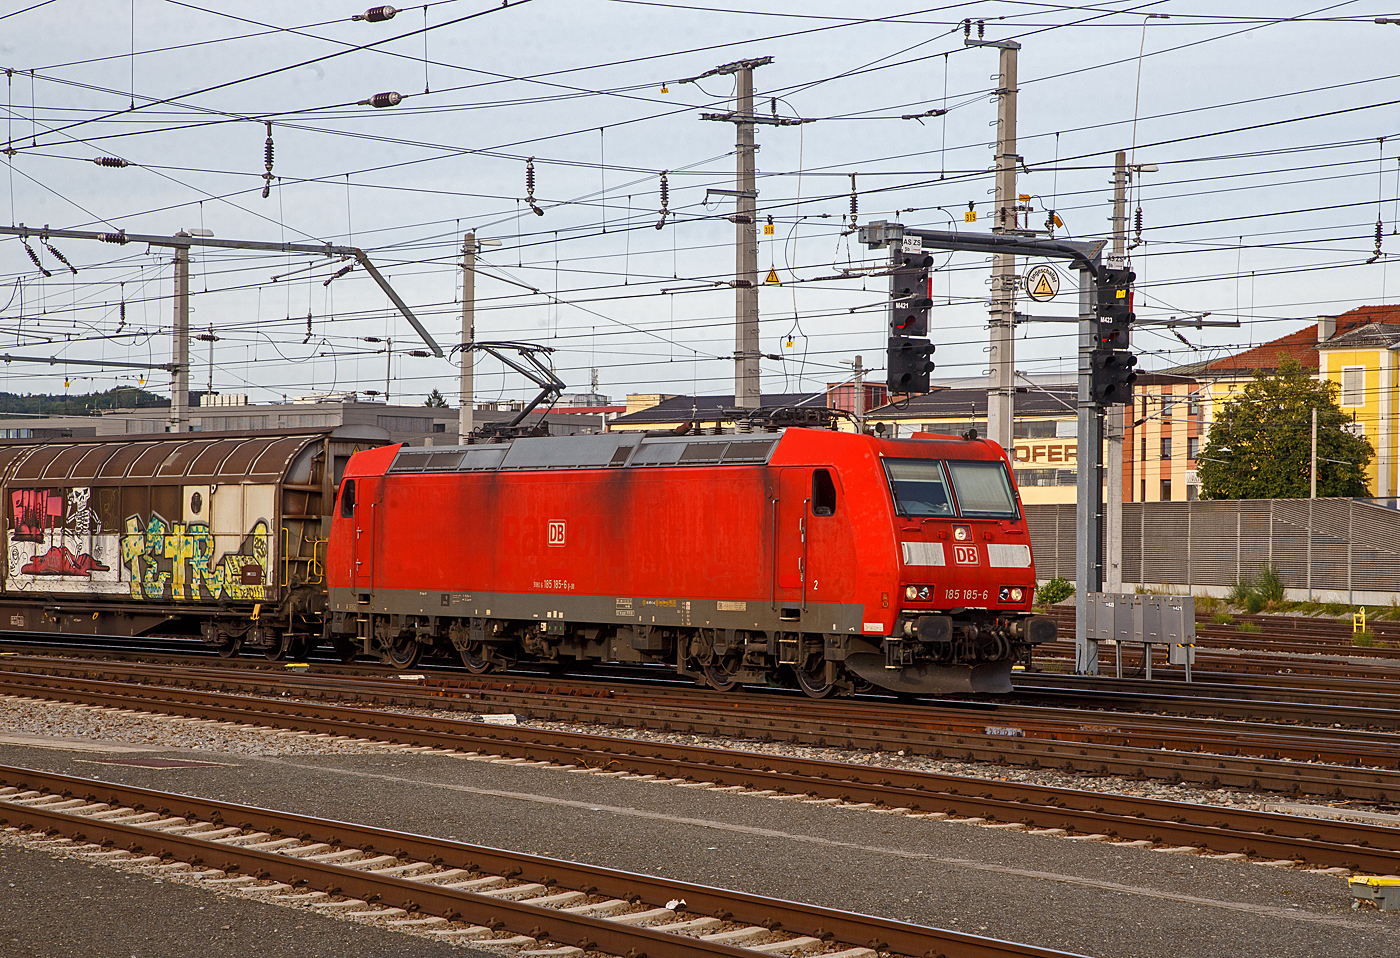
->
xmin=265 ymin=636 xmax=289 ymax=661
xmin=384 ymin=632 xmax=422 ymax=669
xmin=793 ymin=657 xmax=836 ymax=699
xmin=215 ymin=635 xmax=242 ymax=658
xmin=459 ymin=643 xmax=495 ymax=674
xmin=704 ymin=658 xmax=744 ymax=693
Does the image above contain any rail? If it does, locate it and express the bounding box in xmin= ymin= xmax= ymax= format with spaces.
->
xmin=2 ymin=670 xmax=1397 ymax=872
xmin=0 ymin=764 xmax=1079 ymax=958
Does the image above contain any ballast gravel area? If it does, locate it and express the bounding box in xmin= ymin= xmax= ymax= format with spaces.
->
xmin=0 ymin=692 xmax=1392 ymax=820
xmin=374 ymin=704 xmax=1390 ymax=820
xmin=0 ymin=835 xmax=503 ymax=958
xmin=3 ymin=694 xmax=1399 ymax=958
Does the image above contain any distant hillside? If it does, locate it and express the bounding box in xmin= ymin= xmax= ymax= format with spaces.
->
xmin=0 ymin=387 xmax=170 ymax=417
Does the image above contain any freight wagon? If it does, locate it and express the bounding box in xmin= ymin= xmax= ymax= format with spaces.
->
xmin=0 ymin=426 xmax=386 ymax=658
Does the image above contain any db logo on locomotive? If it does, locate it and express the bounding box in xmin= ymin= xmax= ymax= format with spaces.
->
xmin=952 ymin=544 xmax=979 ymax=565
xmin=547 ymin=520 xmax=566 ymax=547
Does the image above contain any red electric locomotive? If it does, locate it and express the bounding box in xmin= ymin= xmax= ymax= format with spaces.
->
xmin=325 ymin=427 xmax=1055 ymax=696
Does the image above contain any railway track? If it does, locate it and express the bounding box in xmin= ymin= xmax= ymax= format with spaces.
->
xmin=3 ymin=670 xmax=1399 ymax=872
xmin=0 ymin=764 xmax=1076 ymax=958
xmin=1041 ymin=608 xmax=1400 ymax=664
xmin=5 ymin=655 xmax=1400 ymax=801
xmin=1010 ymin=671 xmax=1400 ymax=719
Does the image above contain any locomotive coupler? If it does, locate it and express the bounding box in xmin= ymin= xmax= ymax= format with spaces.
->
xmin=882 ymin=638 xmax=917 ymax=669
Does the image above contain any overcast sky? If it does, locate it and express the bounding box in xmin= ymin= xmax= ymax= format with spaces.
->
xmin=2 ymin=1 xmax=1398 ymax=408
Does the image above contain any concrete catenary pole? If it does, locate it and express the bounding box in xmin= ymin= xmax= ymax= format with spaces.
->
xmin=459 ymin=232 xmax=476 ymax=443
xmin=1106 ymin=151 xmax=1129 ymax=591
xmin=171 ymin=234 xmax=190 ymax=433
xmin=697 ymin=57 xmax=800 ymax=412
xmin=734 ymin=66 xmax=760 ymax=409
xmin=965 ymin=32 xmax=1022 ymax=452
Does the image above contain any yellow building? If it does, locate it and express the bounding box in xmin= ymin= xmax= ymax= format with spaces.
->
xmin=1317 ymin=314 xmax=1400 ymax=497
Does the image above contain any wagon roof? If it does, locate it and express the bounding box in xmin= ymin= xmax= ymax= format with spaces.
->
xmin=0 ymin=427 xmax=365 ymax=485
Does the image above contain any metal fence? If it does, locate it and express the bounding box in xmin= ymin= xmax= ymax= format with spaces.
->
xmin=1024 ymin=498 xmax=1400 ymax=604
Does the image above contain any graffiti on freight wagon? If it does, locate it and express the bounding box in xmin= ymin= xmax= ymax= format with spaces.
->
xmin=119 ymin=514 xmax=268 ymax=601
xmin=6 ymin=485 xmax=270 ymax=601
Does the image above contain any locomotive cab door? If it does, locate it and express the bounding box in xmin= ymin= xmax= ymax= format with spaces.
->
xmin=774 ymin=469 xmax=809 ymax=614
xmin=348 ymin=475 xmax=381 ymax=595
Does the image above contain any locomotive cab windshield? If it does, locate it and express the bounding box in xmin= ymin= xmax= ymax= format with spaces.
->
xmin=884 ymin=458 xmax=1019 ymax=520
xmin=944 ymin=460 xmax=1019 ymax=519
xmin=884 ymin=460 xmax=954 ymax=517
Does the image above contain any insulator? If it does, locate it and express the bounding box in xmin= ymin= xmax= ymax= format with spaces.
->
xmin=92 ymin=156 xmax=129 ymax=168
xmin=353 ymin=5 xmax=398 ymax=21
xmin=23 ymin=242 xmax=52 ymax=278
xmin=44 ymin=243 xmax=77 ymax=274
xmin=1133 ymin=206 xmax=1143 ymax=240
xmin=304 ymin=310 xmax=313 ymax=344
xmin=359 ymin=91 xmax=402 ymax=109
xmin=117 ymin=293 xmax=126 ymax=332
xmin=656 ymin=170 xmax=669 ymax=229
xmin=963 ymin=18 xmax=971 ymax=37
xmin=322 ymin=262 xmax=355 ymax=287
xmin=526 ymin=157 xmax=544 ymax=216
xmin=262 ymin=121 xmax=275 ymax=200
xmin=1378 ymin=219 xmax=1385 ymax=249
xmin=99 ymin=231 xmax=128 ymax=245
xmin=978 ymin=19 xmax=985 ymax=38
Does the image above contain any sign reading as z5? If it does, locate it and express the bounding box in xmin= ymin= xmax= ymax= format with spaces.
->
xmin=952 ymin=544 xmax=979 ymax=565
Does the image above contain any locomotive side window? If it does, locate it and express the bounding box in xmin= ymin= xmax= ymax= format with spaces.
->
xmin=811 ymin=469 xmax=837 ymax=517
xmin=883 ymin=460 xmax=954 ymax=517
xmin=340 ymin=479 xmax=356 ymax=518
xmin=945 ymin=460 xmax=1019 ymax=519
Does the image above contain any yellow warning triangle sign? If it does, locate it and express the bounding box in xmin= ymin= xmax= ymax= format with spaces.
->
xmin=765 ymin=268 xmax=780 ymax=285
xmin=1032 ymin=273 xmax=1055 ymax=298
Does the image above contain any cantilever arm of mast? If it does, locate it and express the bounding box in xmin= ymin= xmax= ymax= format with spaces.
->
xmin=859 ymin=221 xmax=1106 ymax=277
xmin=0 ymin=225 xmax=444 ymax=357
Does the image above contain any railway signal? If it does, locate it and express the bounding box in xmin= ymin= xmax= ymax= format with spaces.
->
xmin=1094 ymin=267 xmax=1135 ymax=349
xmin=887 ymin=336 xmax=935 ymax=393
xmin=889 ymin=251 xmax=933 ymax=336
xmin=1090 ymin=267 xmax=1137 ymax=406
xmin=886 ymin=249 xmax=935 ymax=394
xmin=1090 ymin=349 xmax=1137 ymax=405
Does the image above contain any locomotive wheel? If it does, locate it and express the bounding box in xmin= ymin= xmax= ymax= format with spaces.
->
xmin=704 ymin=660 xmax=743 ymax=693
xmin=794 ymin=660 xmax=836 ymax=699
xmin=384 ymin=633 xmax=422 ymax=669
xmin=331 ymin=636 xmax=359 ymax=663
xmin=460 ymin=643 xmax=495 ymax=674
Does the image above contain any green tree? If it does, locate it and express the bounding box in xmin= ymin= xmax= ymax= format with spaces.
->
xmin=423 ymin=388 xmax=449 ymax=408
xmin=1198 ymin=357 xmax=1373 ymax=499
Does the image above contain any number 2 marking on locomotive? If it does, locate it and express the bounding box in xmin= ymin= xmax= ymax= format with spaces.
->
xmin=952 ymin=544 xmax=978 ymax=565
xmin=548 ymin=520 xmax=566 ymax=546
